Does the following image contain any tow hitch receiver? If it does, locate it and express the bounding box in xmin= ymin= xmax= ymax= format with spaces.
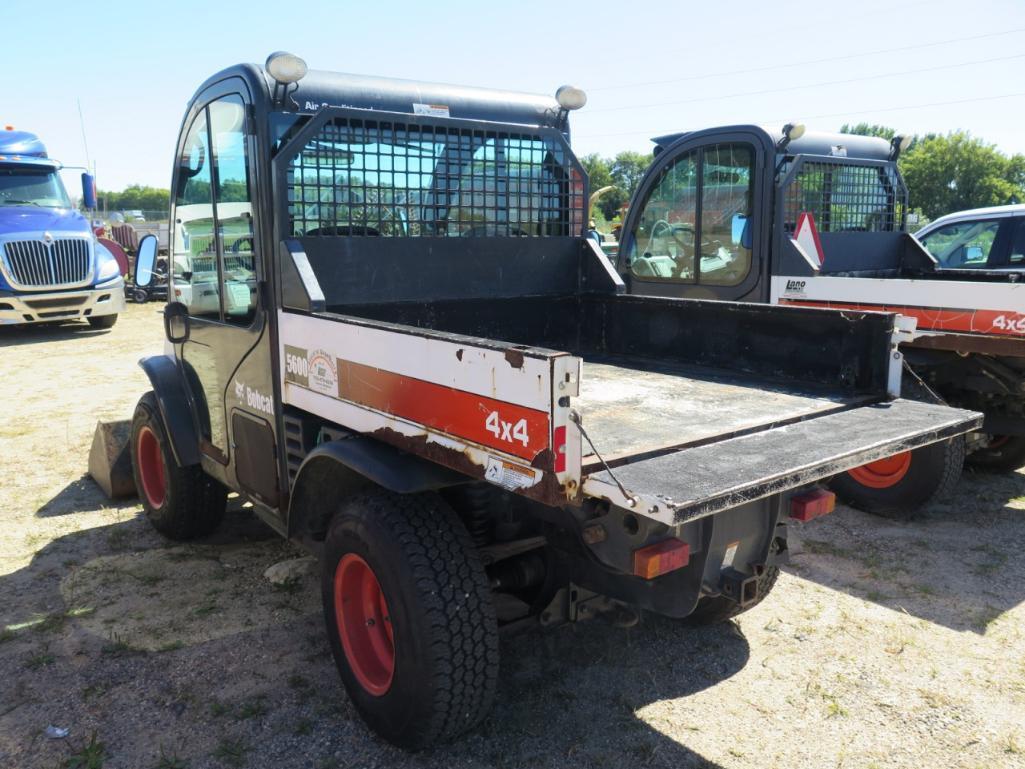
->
xmin=789 ymin=488 xmax=836 ymax=522
xmin=720 ymin=567 xmax=761 ymax=607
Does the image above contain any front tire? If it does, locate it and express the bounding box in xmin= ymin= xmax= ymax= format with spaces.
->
xmin=966 ymin=435 xmax=1025 ymax=473
xmin=130 ymin=392 xmax=227 ymax=540
xmin=829 ymin=437 xmax=964 ymax=518
xmin=321 ymin=489 xmax=498 ymax=750
xmin=87 ymin=314 xmax=118 ymax=329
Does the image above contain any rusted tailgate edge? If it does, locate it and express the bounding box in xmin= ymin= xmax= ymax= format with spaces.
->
xmin=582 ymin=399 xmax=981 ymax=529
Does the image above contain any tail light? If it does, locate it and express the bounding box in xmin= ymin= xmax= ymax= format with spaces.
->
xmin=633 ymin=539 xmax=690 ymax=579
xmin=790 ymin=488 xmax=835 ymax=522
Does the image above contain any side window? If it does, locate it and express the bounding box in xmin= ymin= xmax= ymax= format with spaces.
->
xmin=628 ymin=150 xmax=698 ymax=282
xmin=172 ymin=111 xmax=220 ymax=320
xmin=628 ymin=143 xmax=754 ymax=287
xmin=1007 ymin=219 xmax=1025 ymax=265
xmin=699 ymin=145 xmax=753 ymax=286
xmin=209 ymin=97 xmax=256 ymax=325
xmin=919 ymin=219 xmax=1001 ymax=268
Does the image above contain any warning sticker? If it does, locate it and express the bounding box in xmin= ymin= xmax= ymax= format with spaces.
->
xmin=484 ymin=456 xmax=539 ymax=491
xmin=413 ymin=103 xmax=450 ymax=118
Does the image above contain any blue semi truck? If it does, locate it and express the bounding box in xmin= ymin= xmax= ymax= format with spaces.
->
xmin=0 ymin=127 xmax=125 ymax=327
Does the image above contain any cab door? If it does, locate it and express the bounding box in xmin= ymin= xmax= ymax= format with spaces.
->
xmin=617 ymin=131 xmax=773 ymax=302
xmin=168 ymin=83 xmax=279 ymax=507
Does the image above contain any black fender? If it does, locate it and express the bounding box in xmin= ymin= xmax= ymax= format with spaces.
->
xmin=138 ymin=355 xmax=201 ymax=467
xmin=287 ymin=436 xmax=466 ymax=540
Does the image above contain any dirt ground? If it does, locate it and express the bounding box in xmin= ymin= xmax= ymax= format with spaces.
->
xmin=1 ymin=303 xmax=1023 ymax=769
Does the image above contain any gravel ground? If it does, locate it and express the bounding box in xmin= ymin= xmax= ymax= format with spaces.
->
xmin=1 ymin=304 xmax=1023 ymax=769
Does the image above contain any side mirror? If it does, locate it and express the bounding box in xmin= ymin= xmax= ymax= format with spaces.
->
xmin=135 ymin=234 xmax=158 ymax=287
xmin=81 ymin=173 xmax=97 ymax=210
xmin=164 ymin=301 xmax=190 ymax=344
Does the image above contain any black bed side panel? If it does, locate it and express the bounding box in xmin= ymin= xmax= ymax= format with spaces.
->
xmin=581 ymin=294 xmax=894 ymax=396
xmin=342 ymin=292 xmax=894 ymax=397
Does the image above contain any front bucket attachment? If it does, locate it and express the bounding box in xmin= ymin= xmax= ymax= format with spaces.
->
xmin=88 ymin=420 xmax=136 ymax=499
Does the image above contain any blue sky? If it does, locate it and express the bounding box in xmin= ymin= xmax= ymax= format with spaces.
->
xmin=3 ymin=0 xmax=1023 ymax=192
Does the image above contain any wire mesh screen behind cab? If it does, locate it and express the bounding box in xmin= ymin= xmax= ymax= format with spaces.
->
xmin=781 ymin=159 xmax=907 ymax=234
xmin=287 ymin=117 xmax=584 ymax=237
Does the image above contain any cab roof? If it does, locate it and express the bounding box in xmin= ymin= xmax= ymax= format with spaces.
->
xmin=652 ymin=125 xmax=894 ymax=162
xmin=194 ymin=63 xmax=564 ymax=130
xmin=0 ymin=129 xmax=59 ymax=167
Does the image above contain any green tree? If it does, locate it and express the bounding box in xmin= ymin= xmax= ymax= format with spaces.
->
xmin=900 ymin=132 xmax=1024 ymax=219
xmin=839 ymin=123 xmax=897 ymax=141
xmin=609 ymin=151 xmax=650 ymax=197
xmin=581 ymin=153 xmax=627 ymax=221
xmin=97 ymin=185 xmax=170 ymax=214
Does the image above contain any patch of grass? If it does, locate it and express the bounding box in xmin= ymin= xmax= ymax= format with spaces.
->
xmin=293 ymin=719 xmax=313 ymax=737
xmin=236 ymin=698 xmax=267 ymax=720
xmin=287 ymin=674 xmax=309 ymax=690
xmin=193 ymin=603 xmax=218 ymax=618
xmin=825 ymin=696 xmax=847 ymax=718
xmin=1005 ymin=734 xmax=1023 ymax=755
xmin=974 ymin=604 xmax=1006 ymax=634
xmin=0 ymin=627 xmax=13 ymax=644
xmin=106 ymin=528 xmax=132 ymax=549
xmin=101 ymin=633 xmax=135 ymax=657
xmin=907 ymin=582 xmax=937 ymax=597
xmin=67 ymin=607 xmax=96 ymax=618
xmin=315 ymin=759 xmax=339 ymax=769
xmin=211 ymin=737 xmax=249 ymax=768
xmin=82 ymin=684 xmax=108 ymax=701
xmin=26 ymin=652 xmax=56 ymax=670
xmin=155 ymin=745 xmax=188 ymax=769
xmin=65 ymin=732 xmax=106 ymax=769
xmin=210 ymin=701 xmax=230 ymax=718
xmin=158 ymin=640 xmax=184 ymax=653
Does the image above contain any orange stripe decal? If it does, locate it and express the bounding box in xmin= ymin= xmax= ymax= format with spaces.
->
xmin=336 ymin=360 xmax=550 ymax=461
xmin=779 ymin=299 xmax=1025 ymax=337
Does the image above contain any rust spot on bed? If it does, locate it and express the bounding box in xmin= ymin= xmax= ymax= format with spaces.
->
xmin=505 ymin=348 xmax=525 ymax=369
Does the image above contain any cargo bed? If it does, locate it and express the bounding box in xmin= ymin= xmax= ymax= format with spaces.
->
xmin=276 ymin=285 xmax=982 ymax=520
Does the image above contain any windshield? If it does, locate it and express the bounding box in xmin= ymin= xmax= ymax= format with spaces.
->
xmin=0 ymin=166 xmax=72 ymax=208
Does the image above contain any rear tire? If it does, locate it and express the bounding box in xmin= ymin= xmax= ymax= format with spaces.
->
xmin=130 ymin=391 xmax=227 ymax=540
xmin=87 ymin=314 xmax=118 ymax=329
xmin=321 ymin=489 xmax=498 ymax=750
xmin=829 ymin=437 xmax=964 ymax=519
xmin=685 ymin=566 xmax=780 ymax=626
xmin=966 ymin=435 xmax=1025 ymax=473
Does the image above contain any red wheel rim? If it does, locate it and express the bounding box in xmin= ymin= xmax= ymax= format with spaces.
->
xmin=136 ymin=425 xmax=166 ymax=508
xmin=848 ymin=451 xmax=912 ymax=489
xmin=334 ymin=554 xmax=394 ymax=696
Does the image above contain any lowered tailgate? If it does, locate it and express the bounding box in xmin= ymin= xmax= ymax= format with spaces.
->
xmin=582 ymin=399 xmax=981 ymax=526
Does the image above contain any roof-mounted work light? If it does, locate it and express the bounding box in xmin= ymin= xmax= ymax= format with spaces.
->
xmin=265 ymin=51 xmax=308 ymax=85
xmin=777 ymin=121 xmax=806 ymax=151
xmin=890 ymin=134 xmax=912 ymax=160
xmin=555 ymin=85 xmax=587 ymax=111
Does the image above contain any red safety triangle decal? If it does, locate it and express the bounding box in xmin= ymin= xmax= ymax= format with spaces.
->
xmin=794 ymin=212 xmax=825 ymax=268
